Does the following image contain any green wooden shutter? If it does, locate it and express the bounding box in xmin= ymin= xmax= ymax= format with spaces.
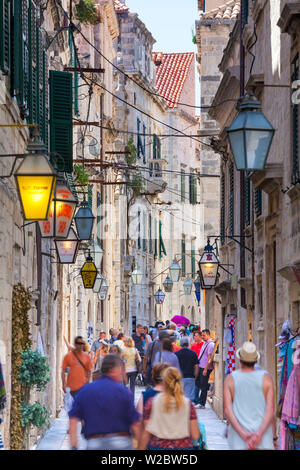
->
xmin=68 ymin=29 xmax=79 ymax=116
xmin=153 ymin=134 xmax=157 ymax=159
xmin=97 ymin=191 xmax=101 ymax=246
xmin=137 ymin=210 xmax=141 ymax=249
xmin=159 ymin=220 xmax=167 ymax=258
xmin=88 ymin=185 xmax=93 ymax=210
xmin=28 ymin=0 xmax=37 ymax=125
xmin=229 ymin=162 xmax=234 ymax=236
xmin=0 ymin=0 xmax=11 ymax=74
xmin=13 ymin=0 xmax=29 ymax=117
xmin=244 ymin=172 xmax=251 ymax=226
xmin=220 ymin=172 xmax=225 ymax=245
xmin=189 ymin=175 xmax=197 ymax=204
xmin=181 ymin=239 xmax=186 ymax=276
xmin=49 ymin=70 xmax=73 ymax=173
xmin=149 ymin=213 xmax=153 ymax=253
xmin=42 ymin=51 xmax=49 ymax=150
xmin=143 ymin=124 xmax=146 ymax=164
xmin=157 ymin=136 xmax=161 ymax=159
xmin=254 ymin=189 xmax=262 ymax=217
xmin=191 ymin=241 xmax=196 ymax=279
xmin=181 ymin=170 xmax=185 ymax=202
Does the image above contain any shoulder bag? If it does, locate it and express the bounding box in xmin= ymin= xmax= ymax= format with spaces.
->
xmin=72 ymin=351 xmax=91 ymax=382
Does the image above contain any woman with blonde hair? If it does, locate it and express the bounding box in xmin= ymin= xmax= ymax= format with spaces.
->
xmin=138 ymin=367 xmax=200 ymax=450
xmin=121 ymin=337 xmax=141 ymax=400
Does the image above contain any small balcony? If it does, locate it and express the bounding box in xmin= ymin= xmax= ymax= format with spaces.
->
xmin=144 ymin=161 xmax=167 ymax=195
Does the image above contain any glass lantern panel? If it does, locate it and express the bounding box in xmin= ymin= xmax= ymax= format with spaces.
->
xmin=17 ymin=175 xmax=56 ymax=220
xmin=56 ymin=239 xmax=78 ymax=263
xmin=228 ymin=130 xmax=246 ymax=170
xmin=75 ymin=207 xmax=95 ymax=240
xmin=245 ymin=129 xmax=274 ymax=170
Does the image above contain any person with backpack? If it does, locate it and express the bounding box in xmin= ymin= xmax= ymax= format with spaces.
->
xmin=143 ymin=330 xmax=169 ymax=386
xmin=61 ymin=336 xmax=93 ymax=398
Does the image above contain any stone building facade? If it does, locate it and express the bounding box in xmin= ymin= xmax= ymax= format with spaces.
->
xmin=195 ymin=0 xmax=240 ymax=417
xmin=202 ymin=0 xmax=300 ymax=420
xmin=0 ymin=0 xmax=74 ymax=449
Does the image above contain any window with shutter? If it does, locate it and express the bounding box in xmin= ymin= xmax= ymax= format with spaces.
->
xmin=143 ymin=211 xmax=147 ymax=252
xmin=0 ymin=0 xmax=11 ymax=74
xmin=220 ymin=172 xmax=225 ymax=245
xmin=97 ymin=191 xmax=101 ymax=246
xmin=68 ymin=29 xmax=79 ymax=116
xmin=229 ymin=162 xmax=234 ymax=236
xmin=138 ymin=210 xmax=141 ymax=249
xmin=254 ymin=188 xmax=262 ymax=217
xmin=181 ymin=170 xmax=185 ymax=202
xmin=191 ymin=241 xmax=196 ymax=279
xmin=49 ymin=70 xmax=73 ymax=173
xmin=181 ymin=238 xmax=186 ymax=277
xmin=292 ymin=54 xmax=299 ymax=184
xmin=159 ymin=220 xmax=167 ymax=258
xmin=28 ymin=0 xmax=37 ymax=124
xmin=153 ymin=134 xmax=161 ymax=160
xmin=42 ymin=51 xmax=49 ymax=150
xmin=143 ymin=124 xmax=146 ymax=164
xmin=244 ymin=172 xmax=251 ymax=226
xmin=189 ymin=174 xmax=197 ymax=204
xmin=13 ymin=0 xmax=30 ymax=117
xmin=88 ymin=185 xmax=93 ymax=210
xmin=149 ymin=213 xmax=153 ymax=254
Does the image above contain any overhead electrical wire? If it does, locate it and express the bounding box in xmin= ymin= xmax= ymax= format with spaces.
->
xmin=54 ymin=2 xmax=217 ymax=151
xmin=54 ymin=0 xmax=237 ymax=111
xmin=55 ymin=0 xmax=238 ymax=115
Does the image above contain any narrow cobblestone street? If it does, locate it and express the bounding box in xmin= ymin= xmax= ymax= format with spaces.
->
xmin=34 ymin=388 xmax=229 ymax=451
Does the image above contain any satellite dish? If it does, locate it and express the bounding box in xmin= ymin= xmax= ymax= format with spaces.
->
xmin=89 ymin=138 xmax=100 ymax=156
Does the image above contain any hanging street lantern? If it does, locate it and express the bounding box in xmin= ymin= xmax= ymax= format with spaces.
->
xmin=39 ymin=174 xmax=77 ymax=238
xmin=154 ymin=288 xmax=165 ymax=304
xmin=80 ymin=252 xmax=98 ymax=289
xmin=74 ymin=199 xmax=95 ymax=241
xmin=227 ymin=93 xmax=275 ymax=171
xmin=163 ymin=275 xmax=173 ymax=293
xmin=14 ymin=137 xmax=57 ymax=221
xmin=131 ymin=268 xmax=143 ymax=285
xmin=89 ymin=240 xmax=104 ymax=270
xmin=55 ymin=227 xmax=80 ymax=264
xmin=183 ymin=276 xmax=193 ymax=295
xmin=93 ymin=273 xmax=104 ymax=294
xmin=98 ymin=278 xmax=109 ymax=300
xmin=199 ymin=241 xmax=219 ymax=288
xmin=169 ymin=258 xmax=181 ymax=282
xmin=194 ymin=275 xmax=202 ymax=305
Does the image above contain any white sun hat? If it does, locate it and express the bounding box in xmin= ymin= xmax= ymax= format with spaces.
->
xmin=236 ymin=341 xmax=260 ymax=362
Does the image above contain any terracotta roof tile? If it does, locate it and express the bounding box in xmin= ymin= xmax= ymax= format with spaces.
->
xmin=200 ymin=0 xmax=240 ymax=20
xmin=154 ymin=52 xmax=194 ymax=108
xmin=114 ymin=0 xmax=129 ymax=13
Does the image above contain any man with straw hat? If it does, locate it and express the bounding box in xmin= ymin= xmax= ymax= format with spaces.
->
xmin=223 ymin=341 xmax=275 ymax=450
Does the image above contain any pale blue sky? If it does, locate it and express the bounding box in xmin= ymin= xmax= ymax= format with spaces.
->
xmin=126 ymin=0 xmax=198 ymax=54
xmin=125 ymin=0 xmax=200 ymax=106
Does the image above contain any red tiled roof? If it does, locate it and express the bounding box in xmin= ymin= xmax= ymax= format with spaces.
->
xmin=114 ymin=0 xmax=129 ymax=13
xmin=154 ymin=52 xmax=194 ymax=108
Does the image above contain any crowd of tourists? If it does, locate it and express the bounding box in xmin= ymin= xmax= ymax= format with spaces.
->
xmin=61 ymin=320 xmax=278 ymax=451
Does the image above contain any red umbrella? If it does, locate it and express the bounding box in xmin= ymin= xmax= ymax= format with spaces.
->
xmin=171 ymin=315 xmax=190 ymax=326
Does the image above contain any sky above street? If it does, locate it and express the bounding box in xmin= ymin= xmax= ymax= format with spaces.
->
xmin=126 ymin=0 xmax=198 ymax=53
xmin=126 ymin=0 xmax=199 ymax=105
